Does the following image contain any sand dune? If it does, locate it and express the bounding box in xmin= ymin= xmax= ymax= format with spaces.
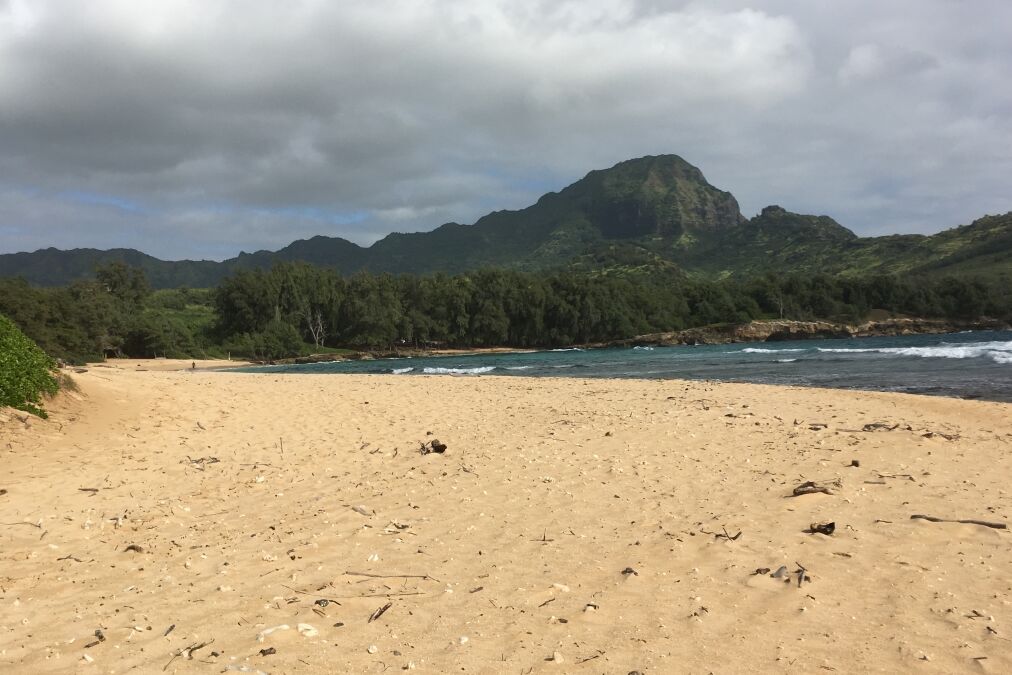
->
xmin=2 ymin=369 xmax=1011 ymax=673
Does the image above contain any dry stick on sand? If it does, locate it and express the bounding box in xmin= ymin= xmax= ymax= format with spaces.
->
xmin=344 ymin=570 xmax=438 ymax=581
xmin=368 ymin=602 xmax=393 ymax=623
xmin=910 ymin=514 xmax=1008 ymax=530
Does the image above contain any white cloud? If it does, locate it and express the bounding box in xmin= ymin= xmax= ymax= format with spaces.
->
xmin=0 ymin=0 xmax=1009 ymax=258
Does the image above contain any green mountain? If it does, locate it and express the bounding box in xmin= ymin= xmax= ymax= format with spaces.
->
xmin=2 ymin=155 xmax=1009 ymax=287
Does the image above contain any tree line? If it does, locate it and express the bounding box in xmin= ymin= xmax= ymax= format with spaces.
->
xmin=1 ymin=261 xmax=1008 ymax=363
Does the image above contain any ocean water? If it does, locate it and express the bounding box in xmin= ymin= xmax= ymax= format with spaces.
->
xmin=236 ymin=330 xmax=1012 ymax=402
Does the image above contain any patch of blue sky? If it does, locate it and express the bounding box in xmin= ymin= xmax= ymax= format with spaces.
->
xmin=58 ymin=190 xmax=149 ymax=214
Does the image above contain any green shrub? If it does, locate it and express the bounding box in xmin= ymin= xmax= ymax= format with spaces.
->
xmin=0 ymin=314 xmax=59 ymax=418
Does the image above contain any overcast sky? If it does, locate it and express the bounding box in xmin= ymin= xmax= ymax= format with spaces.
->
xmin=1 ymin=0 xmax=1010 ymax=260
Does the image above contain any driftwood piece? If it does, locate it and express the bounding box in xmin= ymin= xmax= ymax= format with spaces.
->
xmin=910 ymin=515 xmax=1007 ymax=530
xmin=791 ymin=479 xmax=841 ymax=497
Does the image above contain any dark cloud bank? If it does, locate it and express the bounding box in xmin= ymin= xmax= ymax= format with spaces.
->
xmin=1 ymin=0 xmax=1010 ymax=260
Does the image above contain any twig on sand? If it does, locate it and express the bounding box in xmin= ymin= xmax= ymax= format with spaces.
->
xmin=279 ymin=584 xmax=343 ymax=605
xmin=368 ymin=602 xmax=393 ymax=623
xmin=910 ymin=514 xmax=1007 ymax=530
xmin=344 ymin=570 xmax=438 ymax=581
xmin=701 ymin=525 xmax=742 ymax=541
xmin=163 ymin=639 xmax=214 ymax=670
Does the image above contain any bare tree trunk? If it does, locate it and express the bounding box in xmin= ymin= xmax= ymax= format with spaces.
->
xmin=305 ymin=309 xmax=326 ymax=347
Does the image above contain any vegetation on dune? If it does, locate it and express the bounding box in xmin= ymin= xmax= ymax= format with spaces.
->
xmin=0 ymin=313 xmax=59 ymax=418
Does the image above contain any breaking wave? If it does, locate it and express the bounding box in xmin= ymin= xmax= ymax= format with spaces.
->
xmin=391 ymin=367 xmax=414 ymax=374
xmin=421 ymin=366 xmax=496 ymax=375
xmin=818 ymin=341 xmax=1012 ymax=363
xmin=739 ymin=347 xmax=806 ymax=354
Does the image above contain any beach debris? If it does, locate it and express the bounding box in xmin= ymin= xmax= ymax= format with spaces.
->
xmin=419 ymin=439 xmax=447 ymax=455
xmin=713 ymin=526 xmax=742 ymax=541
xmin=910 ymin=514 xmax=1007 ymax=530
xmin=297 ymin=623 xmax=318 ymax=638
xmin=78 ymin=487 xmax=99 ymax=494
xmin=862 ymin=422 xmax=899 ymax=432
xmin=123 ymin=544 xmax=144 ymax=553
xmin=314 ymin=599 xmax=330 ymax=608
xmin=84 ymin=629 xmax=106 ymax=648
xmin=807 ymin=522 xmax=836 ymax=536
xmin=770 ymin=566 xmax=789 ymax=579
xmin=256 ymin=624 xmax=290 ymax=642
xmin=0 ymin=489 xmax=6 ymax=496
xmin=259 ymin=647 xmax=277 ymax=656
xmin=752 ymin=568 xmax=771 ymax=576
xmin=849 ymin=460 xmax=860 ymax=467
xmin=791 ymin=479 xmax=841 ymax=497
xmin=163 ymin=624 xmax=175 ymax=637
xmin=183 ymin=456 xmax=220 ymax=470
xmin=921 ymin=431 xmax=959 ymax=441
xmin=351 ymin=505 xmax=373 ymax=516
xmin=164 ymin=640 xmax=214 ymax=670
xmin=368 ymin=602 xmax=393 ymax=623
xmin=225 ymin=666 xmax=269 ymax=675
xmin=548 ymin=651 xmax=565 ymax=664
xmin=344 ymin=570 xmax=436 ymax=581
xmin=367 ymin=645 xmax=379 ymax=654
xmin=621 ymin=567 xmax=638 ymax=576
xmin=795 ymin=562 xmax=810 ymax=587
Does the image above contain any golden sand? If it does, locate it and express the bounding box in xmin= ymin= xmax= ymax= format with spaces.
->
xmin=2 ymin=366 xmax=1010 ymax=673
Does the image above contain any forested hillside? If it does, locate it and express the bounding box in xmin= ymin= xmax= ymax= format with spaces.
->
xmin=2 ymin=156 xmax=1010 ymax=286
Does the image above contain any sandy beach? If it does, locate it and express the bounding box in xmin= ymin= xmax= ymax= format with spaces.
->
xmin=2 ymin=368 xmax=1011 ymax=674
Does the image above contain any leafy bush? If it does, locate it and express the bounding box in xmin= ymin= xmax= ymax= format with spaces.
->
xmin=0 ymin=314 xmax=59 ymax=418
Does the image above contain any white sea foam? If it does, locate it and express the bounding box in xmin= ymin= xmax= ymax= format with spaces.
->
xmin=391 ymin=367 xmax=414 ymax=374
xmin=421 ymin=366 xmax=496 ymax=375
xmin=740 ymin=347 xmax=805 ymax=354
xmin=776 ymin=358 xmax=798 ymax=363
xmin=633 ymin=346 xmax=654 ymax=351
xmin=818 ymin=340 xmax=1012 ymax=362
xmin=549 ymin=347 xmax=584 ymax=352
xmin=505 ymin=365 xmax=532 ymax=370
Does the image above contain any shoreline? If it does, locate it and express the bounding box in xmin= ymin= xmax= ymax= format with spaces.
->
xmin=247 ymin=318 xmax=1010 ymax=366
xmin=2 ymin=369 xmax=1010 ymax=672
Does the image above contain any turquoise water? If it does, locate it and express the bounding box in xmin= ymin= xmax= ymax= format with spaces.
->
xmin=236 ymin=330 xmax=1012 ymax=402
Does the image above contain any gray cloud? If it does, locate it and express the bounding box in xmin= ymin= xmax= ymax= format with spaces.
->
xmin=0 ymin=0 xmax=1010 ymax=259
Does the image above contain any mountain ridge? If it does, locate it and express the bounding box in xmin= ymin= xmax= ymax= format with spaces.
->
xmin=2 ymin=155 xmax=1009 ymax=287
